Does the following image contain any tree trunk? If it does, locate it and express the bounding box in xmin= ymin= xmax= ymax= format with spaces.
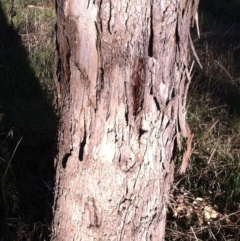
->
xmin=51 ymin=0 xmax=199 ymax=240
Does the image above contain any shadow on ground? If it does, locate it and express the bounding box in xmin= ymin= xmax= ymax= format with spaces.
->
xmin=190 ymin=0 xmax=240 ymax=116
xmin=0 ymin=3 xmax=56 ymax=241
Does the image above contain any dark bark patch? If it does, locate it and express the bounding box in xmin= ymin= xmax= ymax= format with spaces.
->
xmin=125 ymin=108 xmax=129 ymax=126
xmin=59 ymin=23 xmax=71 ymax=83
xmin=174 ymin=23 xmax=180 ymax=45
xmin=132 ymin=58 xmax=145 ymax=116
xmin=124 ymin=81 xmax=129 ymax=126
xmin=150 ymin=85 xmax=153 ymax=95
xmin=62 ymin=152 xmax=71 ymax=168
xmin=153 ymin=96 xmax=160 ymax=111
xmin=79 ymin=128 xmax=87 ymax=161
xmin=107 ymin=1 xmax=112 ymax=34
xmin=62 ymin=17 xmax=78 ymax=82
xmin=96 ymin=67 xmax=104 ymax=102
xmin=148 ymin=4 xmax=154 ymax=57
xmin=138 ymin=128 xmax=147 ymax=140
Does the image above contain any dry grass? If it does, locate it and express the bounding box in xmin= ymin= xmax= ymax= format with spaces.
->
xmin=166 ymin=1 xmax=240 ymax=240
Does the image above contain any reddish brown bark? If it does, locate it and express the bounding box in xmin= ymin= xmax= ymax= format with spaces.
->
xmin=51 ymin=0 xmax=199 ymax=240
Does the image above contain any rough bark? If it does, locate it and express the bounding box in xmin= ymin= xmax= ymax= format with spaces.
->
xmin=51 ymin=0 xmax=199 ymax=240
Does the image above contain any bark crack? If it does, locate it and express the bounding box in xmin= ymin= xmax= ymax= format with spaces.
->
xmin=79 ymin=122 xmax=87 ymax=161
xmin=87 ymin=0 xmax=90 ymax=9
xmin=153 ymin=96 xmax=160 ymax=111
xmin=132 ymin=58 xmax=145 ymax=116
xmin=107 ymin=1 xmax=112 ymax=34
xmin=62 ymin=150 xmax=72 ymax=168
xmin=124 ymin=81 xmax=129 ymax=126
xmin=138 ymin=128 xmax=147 ymax=140
xmin=119 ymin=198 xmax=132 ymax=241
xmin=148 ymin=3 xmax=154 ymax=57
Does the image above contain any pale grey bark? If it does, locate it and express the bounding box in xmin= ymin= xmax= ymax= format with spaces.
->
xmin=51 ymin=0 xmax=199 ymax=240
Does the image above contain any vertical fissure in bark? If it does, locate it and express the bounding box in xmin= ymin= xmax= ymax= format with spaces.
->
xmin=153 ymin=96 xmax=160 ymax=111
xmin=132 ymin=57 xmax=145 ymax=116
xmin=62 ymin=151 xmax=71 ymax=168
xmin=78 ymin=121 xmax=87 ymax=161
xmin=60 ymin=24 xmax=70 ymax=83
xmin=107 ymin=0 xmax=112 ymax=34
xmin=150 ymin=84 xmax=153 ymax=95
xmin=124 ymin=81 xmax=129 ymax=126
xmin=65 ymin=48 xmax=71 ymax=80
xmin=96 ymin=66 xmax=104 ymax=105
xmin=148 ymin=2 xmax=153 ymax=57
xmin=87 ymin=0 xmax=91 ymax=9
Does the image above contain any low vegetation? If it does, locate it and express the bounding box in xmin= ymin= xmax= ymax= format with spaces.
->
xmin=0 ymin=0 xmax=239 ymax=240
xmin=166 ymin=0 xmax=240 ymax=240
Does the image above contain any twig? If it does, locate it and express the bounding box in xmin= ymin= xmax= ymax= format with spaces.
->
xmin=214 ymin=60 xmax=237 ymax=85
xmin=189 ymin=33 xmax=203 ymax=69
xmin=191 ymin=226 xmax=199 ymax=240
xmin=27 ymin=5 xmax=52 ymax=10
xmin=194 ymin=11 xmax=200 ymax=38
xmin=180 ymin=125 xmax=194 ymax=174
xmin=207 ymin=148 xmax=216 ymax=164
xmin=209 ymin=105 xmax=227 ymax=111
xmin=2 ymin=137 xmax=23 ymax=215
xmin=2 ymin=137 xmax=23 ymax=185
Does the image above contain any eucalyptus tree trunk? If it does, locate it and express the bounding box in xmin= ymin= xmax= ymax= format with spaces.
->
xmin=51 ymin=0 xmax=199 ymax=240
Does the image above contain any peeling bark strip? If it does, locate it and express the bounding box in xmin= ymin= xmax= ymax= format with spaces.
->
xmin=51 ymin=0 xmax=199 ymax=240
